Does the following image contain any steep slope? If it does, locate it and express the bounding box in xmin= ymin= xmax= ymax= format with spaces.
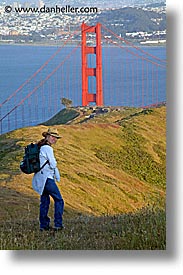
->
xmin=0 ymin=106 xmax=166 ymax=221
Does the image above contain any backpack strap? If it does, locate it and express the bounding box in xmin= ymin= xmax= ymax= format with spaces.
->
xmin=37 ymin=141 xmax=50 ymax=172
xmin=39 ymin=160 xmax=49 ymax=171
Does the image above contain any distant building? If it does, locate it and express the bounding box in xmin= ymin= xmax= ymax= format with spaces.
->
xmin=13 ymin=2 xmax=21 ymax=9
xmin=140 ymin=40 xmax=166 ymax=45
xmin=38 ymin=0 xmax=44 ymax=8
xmin=9 ymin=30 xmax=19 ymax=36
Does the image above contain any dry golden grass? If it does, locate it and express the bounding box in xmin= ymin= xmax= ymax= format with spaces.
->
xmin=0 ymin=106 xmax=166 ymax=221
xmin=0 ymin=106 xmax=166 ymax=250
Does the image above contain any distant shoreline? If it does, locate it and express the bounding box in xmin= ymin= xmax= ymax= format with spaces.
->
xmin=0 ymin=41 xmax=166 ymax=47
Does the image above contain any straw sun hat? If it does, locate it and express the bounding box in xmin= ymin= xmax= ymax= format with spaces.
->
xmin=42 ymin=127 xmax=62 ymax=139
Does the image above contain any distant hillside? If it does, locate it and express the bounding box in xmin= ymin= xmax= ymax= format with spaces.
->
xmin=42 ymin=108 xmax=80 ymax=126
xmin=92 ymin=7 xmax=166 ymax=35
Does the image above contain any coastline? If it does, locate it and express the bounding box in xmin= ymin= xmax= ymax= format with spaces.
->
xmin=0 ymin=41 xmax=166 ymax=47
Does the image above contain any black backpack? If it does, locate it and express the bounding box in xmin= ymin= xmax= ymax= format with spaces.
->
xmin=20 ymin=143 xmax=48 ymax=174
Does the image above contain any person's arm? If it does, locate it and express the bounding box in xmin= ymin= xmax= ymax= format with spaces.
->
xmin=45 ymin=146 xmax=60 ymax=182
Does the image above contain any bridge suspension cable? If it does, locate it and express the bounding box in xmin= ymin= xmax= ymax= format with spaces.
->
xmin=0 ymin=44 xmax=80 ymax=127
xmin=103 ymin=35 xmax=166 ymax=68
xmin=101 ymin=24 xmax=166 ymax=66
xmin=0 ymin=23 xmax=166 ymax=135
xmin=0 ymin=27 xmax=81 ymax=108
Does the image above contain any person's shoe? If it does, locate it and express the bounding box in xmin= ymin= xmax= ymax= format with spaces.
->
xmin=54 ymin=225 xmax=64 ymax=231
xmin=40 ymin=226 xmax=52 ymax=232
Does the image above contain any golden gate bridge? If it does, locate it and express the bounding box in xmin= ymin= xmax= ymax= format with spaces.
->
xmin=0 ymin=23 xmax=166 ymax=134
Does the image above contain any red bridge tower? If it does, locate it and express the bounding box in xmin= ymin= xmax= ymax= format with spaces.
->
xmin=81 ymin=22 xmax=103 ymax=106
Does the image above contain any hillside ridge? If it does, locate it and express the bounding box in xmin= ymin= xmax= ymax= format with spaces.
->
xmin=0 ymin=105 xmax=166 ymax=249
xmin=0 ymin=105 xmax=166 ymax=221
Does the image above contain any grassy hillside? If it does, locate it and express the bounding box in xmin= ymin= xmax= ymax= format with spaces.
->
xmin=0 ymin=106 xmax=166 ymax=250
xmin=42 ymin=108 xmax=80 ymax=125
xmin=0 ymin=207 xmax=165 ymax=250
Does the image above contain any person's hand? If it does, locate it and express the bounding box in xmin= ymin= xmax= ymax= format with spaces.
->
xmin=55 ymin=168 xmax=60 ymax=182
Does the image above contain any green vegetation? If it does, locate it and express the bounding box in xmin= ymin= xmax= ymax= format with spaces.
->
xmin=0 ymin=208 xmax=165 ymax=250
xmin=95 ymin=7 xmax=166 ymax=35
xmin=0 ymin=106 xmax=166 ymax=250
xmin=61 ymin=97 xmax=73 ymax=109
xmin=96 ymin=122 xmax=165 ymax=189
xmin=42 ymin=108 xmax=80 ymax=125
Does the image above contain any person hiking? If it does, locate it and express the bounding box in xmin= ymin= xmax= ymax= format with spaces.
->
xmin=32 ymin=127 xmax=64 ymax=231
